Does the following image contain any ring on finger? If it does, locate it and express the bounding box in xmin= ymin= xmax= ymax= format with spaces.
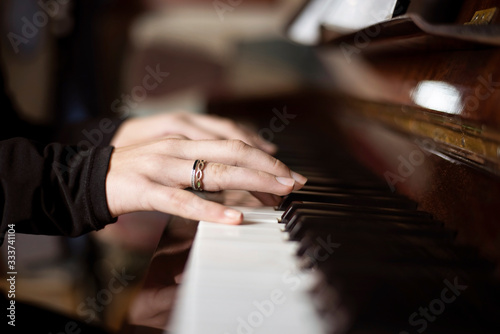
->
xmin=191 ymin=159 xmax=206 ymax=191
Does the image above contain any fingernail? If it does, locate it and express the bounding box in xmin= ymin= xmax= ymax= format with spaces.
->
xmin=276 ymin=176 xmax=295 ymax=187
xmin=291 ymin=171 xmax=308 ymax=185
xmin=224 ymin=209 xmax=243 ymax=221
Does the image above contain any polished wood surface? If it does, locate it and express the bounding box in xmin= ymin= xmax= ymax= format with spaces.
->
xmin=312 ymin=0 xmax=500 ymax=270
xmin=332 ymin=97 xmax=500 ymax=270
xmin=319 ymin=36 xmax=500 ymax=127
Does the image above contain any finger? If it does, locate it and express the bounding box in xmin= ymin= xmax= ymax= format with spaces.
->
xmin=188 ymin=115 xmax=277 ymax=153
xmin=147 ymin=158 xmax=296 ymax=196
xmin=136 ymin=113 xmax=220 ymax=141
xmin=225 ymin=126 xmax=278 ymax=155
xmin=230 ymin=124 xmax=278 ymax=155
xmin=148 ymin=184 xmax=243 ymax=225
xmin=201 ymin=162 xmax=296 ymax=195
xmin=168 ymin=118 xmax=222 ymax=141
xmin=245 ymin=131 xmax=278 ymax=155
xmin=250 ymin=191 xmax=282 ymax=206
xmin=154 ymin=139 xmax=307 ymax=186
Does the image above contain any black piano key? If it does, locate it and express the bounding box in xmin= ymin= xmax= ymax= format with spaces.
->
xmin=312 ymin=265 xmax=500 ymax=334
xmin=298 ymin=185 xmax=392 ymax=196
xmin=300 ymin=175 xmax=388 ymax=190
xmin=287 ymin=215 xmax=453 ymax=242
xmin=278 ymin=191 xmax=418 ymax=211
xmin=283 ymin=208 xmax=439 ymax=232
xmin=298 ymin=232 xmax=493 ymax=270
xmin=280 ymin=202 xmax=432 ymax=225
xmin=265 ymin=115 xmax=500 ymax=333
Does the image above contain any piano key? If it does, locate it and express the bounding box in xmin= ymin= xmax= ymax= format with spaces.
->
xmin=300 ymin=175 xmax=388 ymax=190
xmin=311 ymin=263 xmax=500 ymax=333
xmin=168 ymin=104 xmax=500 ymax=334
xmin=278 ymin=190 xmax=418 ymax=210
xmin=283 ymin=208 xmax=439 ymax=232
xmin=298 ymin=184 xmax=394 ymax=195
xmin=286 ymin=215 xmax=453 ymax=242
xmin=169 ymin=208 xmax=329 ymax=334
xmin=297 ymin=232 xmax=493 ymax=269
xmin=280 ymin=202 xmax=433 ymax=225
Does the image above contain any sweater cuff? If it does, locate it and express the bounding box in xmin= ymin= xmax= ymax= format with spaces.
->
xmin=88 ymin=146 xmax=117 ymax=230
xmin=101 ymin=118 xmax=126 ymax=146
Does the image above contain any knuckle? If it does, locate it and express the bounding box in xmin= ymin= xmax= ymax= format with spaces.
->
xmin=227 ymin=139 xmax=248 ymax=153
xmin=160 ymin=137 xmax=183 ymax=151
xmin=143 ymin=154 xmax=164 ymax=173
xmin=266 ymin=154 xmax=285 ymax=172
xmin=272 ymin=157 xmax=281 ymax=169
xmin=272 ymin=157 xmax=288 ymax=174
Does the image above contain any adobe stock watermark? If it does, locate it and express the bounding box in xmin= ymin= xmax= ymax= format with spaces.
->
xmin=302 ymin=234 xmax=341 ymax=267
xmin=338 ymin=1 xmax=411 ymax=64
xmin=46 ymin=321 xmax=82 ymax=334
xmin=43 ymin=267 xmax=135 ymax=334
xmin=463 ymin=73 xmax=500 ymax=112
xmin=7 ymin=0 xmax=70 ymax=54
xmin=384 ymin=138 xmax=436 ymax=192
xmin=399 ymin=276 xmax=468 ymax=334
xmin=225 ymin=235 xmax=339 ymax=334
xmin=76 ymin=267 xmax=135 ymax=324
xmin=339 ymin=9 xmax=388 ymax=64
xmin=52 ymin=64 xmax=169 ymax=175
xmin=110 ymin=64 xmax=170 ymax=119
xmin=258 ymin=106 xmax=296 ymax=143
xmin=213 ymin=0 xmax=244 ymax=22
xmin=340 ymin=26 xmax=381 ymax=64
xmin=225 ymin=288 xmax=286 ymax=334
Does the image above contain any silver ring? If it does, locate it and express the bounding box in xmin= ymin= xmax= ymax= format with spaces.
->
xmin=191 ymin=159 xmax=206 ymax=191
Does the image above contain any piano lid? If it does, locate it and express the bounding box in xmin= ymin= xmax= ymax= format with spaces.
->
xmin=285 ymin=0 xmax=469 ymax=46
xmin=286 ymin=0 xmax=401 ymax=45
xmin=284 ymin=0 xmax=500 ymax=176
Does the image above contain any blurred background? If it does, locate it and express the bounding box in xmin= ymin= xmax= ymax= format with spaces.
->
xmin=0 ymin=0 xmax=319 ymax=332
xmin=3 ymin=1 xmax=500 ymax=333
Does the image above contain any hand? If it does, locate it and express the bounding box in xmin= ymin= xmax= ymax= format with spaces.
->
xmin=105 ymin=138 xmax=307 ymax=225
xmin=110 ymin=112 xmax=277 ymax=154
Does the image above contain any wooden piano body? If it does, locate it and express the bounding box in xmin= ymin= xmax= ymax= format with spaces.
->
xmin=316 ymin=0 xmax=500 ymax=267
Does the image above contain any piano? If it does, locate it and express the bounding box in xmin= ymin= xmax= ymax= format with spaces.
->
xmin=119 ymin=1 xmax=500 ymax=333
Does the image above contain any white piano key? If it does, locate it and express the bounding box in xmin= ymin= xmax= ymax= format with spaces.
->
xmin=168 ymin=207 xmax=327 ymax=334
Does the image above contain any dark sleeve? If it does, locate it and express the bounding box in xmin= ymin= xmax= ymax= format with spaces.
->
xmin=0 ymin=138 xmax=117 ymax=245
